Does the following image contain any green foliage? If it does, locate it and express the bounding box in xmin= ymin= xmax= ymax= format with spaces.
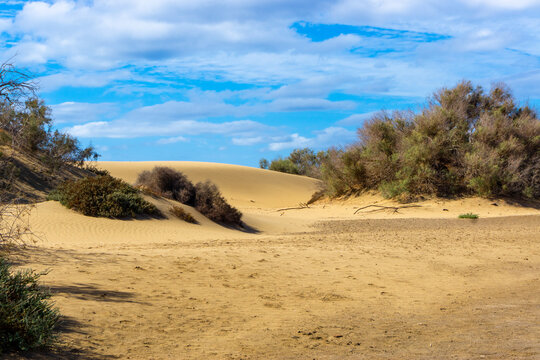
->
xmin=0 ymin=98 xmax=99 ymax=171
xmin=259 ymin=158 xmax=269 ymax=169
xmin=288 ymin=148 xmax=320 ymax=177
xmin=265 ymin=148 xmax=322 ymax=178
xmin=169 ymin=205 xmax=197 ymax=224
xmin=0 ymin=258 xmax=59 ymax=353
xmin=269 ymin=158 xmax=299 ymax=174
xmin=136 ymin=167 xmax=243 ymax=226
xmin=458 ymin=213 xmax=479 ymax=219
xmin=301 ymin=81 xmax=539 ymax=200
xmin=50 ymin=175 xmax=160 ymax=218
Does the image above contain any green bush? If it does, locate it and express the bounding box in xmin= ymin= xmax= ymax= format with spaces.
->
xmin=50 ymin=175 xmax=160 ymax=218
xmin=0 ymin=258 xmax=59 ymax=353
xmin=269 ymin=158 xmax=299 ymax=174
xmin=285 ymin=81 xmax=539 ymax=200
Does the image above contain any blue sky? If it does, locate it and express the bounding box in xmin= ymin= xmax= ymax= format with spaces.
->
xmin=0 ymin=0 xmax=539 ymax=166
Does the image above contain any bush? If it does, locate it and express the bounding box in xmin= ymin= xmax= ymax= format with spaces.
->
xmin=264 ymin=148 xmax=322 ymax=178
xmin=0 ymin=258 xmax=59 ymax=353
xmin=136 ymin=167 xmax=243 ymax=226
xmin=293 ymin=81 xmax=539 ymax=200
xmin=0 ymin=98 xmax=98 ymax=170
xmin=194 ymin=181 xmax=242 ymax=225
xmin=169 ymin=205 xmax=197 ymax=224
xmin=136 ymin=167 xmax=195 ymax=204
xmin=269 ymin=158 xmax=299 ymax=174
xmin=50 ymin=175 xmax=160 ymax=218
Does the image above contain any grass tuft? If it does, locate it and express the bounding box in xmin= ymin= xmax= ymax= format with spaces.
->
xmin=169 ymin=205 xmax=197 ymax=224
xmin=458 ymin=213 xmax=479 ymax=219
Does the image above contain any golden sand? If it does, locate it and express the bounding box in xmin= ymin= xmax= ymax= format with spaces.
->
xmin=9 ymin=161 xmax=539 ymax=359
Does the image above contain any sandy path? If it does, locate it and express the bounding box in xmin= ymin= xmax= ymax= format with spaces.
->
xmin=9 ymin=215 xmax=540 ymax=359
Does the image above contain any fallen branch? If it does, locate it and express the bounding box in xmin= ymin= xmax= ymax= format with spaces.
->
xmin=276 ymin=202 xmax=310 ymax=212
xmin=353 ymin=204 xmax=421 ymax=214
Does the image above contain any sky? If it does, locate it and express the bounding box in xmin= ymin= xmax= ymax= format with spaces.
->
xmin=0 ymin=0 xmax=539 ymax=166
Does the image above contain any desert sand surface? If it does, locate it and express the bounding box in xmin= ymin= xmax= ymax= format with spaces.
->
xmin=7 ymin=161 xmax=540 ymax=359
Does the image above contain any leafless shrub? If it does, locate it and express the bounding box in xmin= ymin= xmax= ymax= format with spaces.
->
xmin=0 ymin=198 xmax=34 ymax=252
xmin=136 ymin=167 xmax=195 ymax=204
xmin=194 ymin=181 xmax=242 ymax=226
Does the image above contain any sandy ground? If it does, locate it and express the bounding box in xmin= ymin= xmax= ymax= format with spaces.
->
xmin=6 ymin=161 xmax=540 ymax=359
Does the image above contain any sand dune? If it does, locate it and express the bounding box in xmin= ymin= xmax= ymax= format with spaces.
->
xmin=98 ymin=161 xmax=322 ymax=208
xmin=10 ymin=161 xmax=540 ymax=359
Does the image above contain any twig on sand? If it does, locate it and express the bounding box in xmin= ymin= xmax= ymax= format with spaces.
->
xmin=353 ymin=204 xmax=421 ymax=215
xmin=277 ymin=203 xmax=310 ymax=212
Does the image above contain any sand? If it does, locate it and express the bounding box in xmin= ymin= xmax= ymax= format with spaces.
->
xmin=7 ymin=161 xmax=540 ymax=359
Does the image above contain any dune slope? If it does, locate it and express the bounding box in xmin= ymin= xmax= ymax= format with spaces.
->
xmin=98 ymin=161 xmax=321 ymax=208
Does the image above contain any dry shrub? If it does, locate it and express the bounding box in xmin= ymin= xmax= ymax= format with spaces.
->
xmin=136 ymin=167 xmax=195 ymax=204
xmin=0 ymin=201 xmax=33 ymax=251
xmin=194 ymin=181 xmax=242 ymax=226
xmin=136 ymin=167 xmax=243 ymax=226
xmin=169 ymin=205 xmax=197 ymax=224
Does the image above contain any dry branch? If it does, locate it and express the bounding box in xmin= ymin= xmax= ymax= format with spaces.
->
xmin=276 ymin=202 xmax=310 ymax=212
xmin=353 ymin=204 xmax=421 ymax=214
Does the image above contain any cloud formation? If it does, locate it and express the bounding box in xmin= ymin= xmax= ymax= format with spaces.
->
xmin=0 ymin=0 xmax=538 ymax=164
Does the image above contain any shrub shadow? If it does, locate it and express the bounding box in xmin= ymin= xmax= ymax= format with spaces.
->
xmin=48 ymin=283 xmax=145 ymax=304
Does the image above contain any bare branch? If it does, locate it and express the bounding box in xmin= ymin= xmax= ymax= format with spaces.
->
xmin=0 ymin=60 xmax=37 ymax=106
xmin=353 ymin=204 xmax=421 ymax=214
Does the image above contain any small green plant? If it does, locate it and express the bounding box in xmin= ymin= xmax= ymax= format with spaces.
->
xmin=49 ymin=175 xmax=160 ymax=218
xmin=458 ymin=213 xmax=479 ymax=219
xmin=0 ymin=258 xmax=59 ymax=353
xmin=169 ymin=205 xmax=197 ymax=224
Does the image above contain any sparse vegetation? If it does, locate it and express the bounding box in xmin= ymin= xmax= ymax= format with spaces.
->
xmin=268 ymin=82 xmax=539 ymax=201
xmin=136 ymin=167 xmax=243 ymax=226
xmin=458 ymin=213 xmax=479 ymax=219
xmin=194 ymin=181 xmax=242 ymax=225
xmin=136 ymin=167 xmax=195 ymax=204
xmin=0 ymin=258 xmax=60 ymax=353
xmin=49 ymin=175 xmax=160 ymax=218
xmin=1 ymin=192 xmax=59 ymax=353
xmin=169 ymin=205 xmax=197 ymax=224
xmin=262 ymin=148 xmax=321 ymax=177
xmin=0 ymin=63 xmax=99 ymax=202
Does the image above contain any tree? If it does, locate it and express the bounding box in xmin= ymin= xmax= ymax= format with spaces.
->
xmin=0 ymin=60 xmax=36 ymax=106
xmin=259 ymin=158 xmax=269 ymax=169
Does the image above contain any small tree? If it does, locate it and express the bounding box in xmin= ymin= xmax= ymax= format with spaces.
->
xmin=259 ymin=158 xmax=269 ymax=169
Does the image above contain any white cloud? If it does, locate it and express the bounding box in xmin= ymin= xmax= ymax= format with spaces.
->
xmin=231 ymin=136 xmax=265 ymax=146
xmin=337 ymin=111 xmax=379 ymax=126
xmin=156 ymin=136 xmax=188 ymax=145
xmin=268 ymin=127 xmax=356 ymax=151
xmin=67 ymin=119 xmax=272 ymax=139
xmin=50 ymin=101 xmax=117 ymax=124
